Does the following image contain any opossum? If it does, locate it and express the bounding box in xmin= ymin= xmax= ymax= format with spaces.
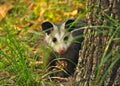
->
xmin=41 ymin=18 xmax=85 ymax=78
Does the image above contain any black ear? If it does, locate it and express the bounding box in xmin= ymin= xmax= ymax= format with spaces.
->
xmin=41 ymin=21 xmax=53 ymax=35
xmin=65 ymin=19 xmax=75 ymax=31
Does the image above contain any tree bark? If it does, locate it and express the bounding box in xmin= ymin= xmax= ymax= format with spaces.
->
xmin=74 ymin=0 xmax=120 ymax=86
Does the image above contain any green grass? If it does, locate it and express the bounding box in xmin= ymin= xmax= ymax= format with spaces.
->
xmin=0 ymin=1 xmax=44 ymax=86
xmin=0 ymin=20 xmax=53 ymax=85
xmin=93 ymin=15 xmax=120 ymax=86
xmin=1 ymin=23 xmax=36 ymax=85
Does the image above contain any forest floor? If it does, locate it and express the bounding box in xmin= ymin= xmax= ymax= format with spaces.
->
xmin=0 ymin=0 xmax=86 ymax=85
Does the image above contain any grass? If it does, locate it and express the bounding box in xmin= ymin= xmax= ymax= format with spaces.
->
xmin=93 ymin=14 xmax=120 ymax=86
xmin=1 ymin=23 xmax=36 ymax=85
xmin=0 ymin=1 xmax=45 ymax=86
xmin=94 ymin=25 xmax=120 ymax=86
xmin=0 ymin=19 xmax=54 ymax=85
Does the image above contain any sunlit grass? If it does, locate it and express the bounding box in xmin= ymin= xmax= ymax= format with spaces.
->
xmin=1 ymin=25 xmax=32 ymax=85
xmin=0 ymin=1 xmax=43 ymax=85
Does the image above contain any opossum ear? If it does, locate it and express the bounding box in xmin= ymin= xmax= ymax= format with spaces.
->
xmin=41 ymin=21 xmax=53 ymax=35
xmin=65 ymin=19 xmax=75 ymax=32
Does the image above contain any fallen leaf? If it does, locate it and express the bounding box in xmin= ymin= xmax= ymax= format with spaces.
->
xmin=0 ymin=2 xmax=12 ymax=20
xmin=64 ymin=8 xmax=78 ymax=17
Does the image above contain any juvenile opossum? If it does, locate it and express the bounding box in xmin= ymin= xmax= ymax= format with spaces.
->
xmin=41 ymin=18 xmax=85 ymax=78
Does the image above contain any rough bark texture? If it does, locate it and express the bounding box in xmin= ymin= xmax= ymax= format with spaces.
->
xmin=74 ymin=0 xmax=120 ymax=86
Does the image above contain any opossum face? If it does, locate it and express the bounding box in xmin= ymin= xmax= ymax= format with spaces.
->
xmin=42 ymin=19 xmax=75 ymax=54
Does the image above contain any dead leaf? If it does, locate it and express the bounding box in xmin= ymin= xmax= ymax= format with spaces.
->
xmin=64 ymin=8 xmax=78 ymax=17
xmin=0 ymin=2 xmax=12 ymax=20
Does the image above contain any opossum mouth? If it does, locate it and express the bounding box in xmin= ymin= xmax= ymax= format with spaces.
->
xmin=58 ymin=50 xmax=67 ymax=54
xmin=59 ymin=51 xmax=65 ymax=54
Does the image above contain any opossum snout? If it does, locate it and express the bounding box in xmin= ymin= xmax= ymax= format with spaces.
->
xmin=58 ymin=47 xmax=65 ymax=54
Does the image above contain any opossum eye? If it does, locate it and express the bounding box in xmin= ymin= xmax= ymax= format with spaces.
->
xmin=64 ymin=36 xmax=69 ymax=41
xmin=52 ymin=37 xmax=57 ymax=43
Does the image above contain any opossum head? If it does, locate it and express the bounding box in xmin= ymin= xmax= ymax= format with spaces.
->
xmin=41 ymin=19 xmax=75 ymax=54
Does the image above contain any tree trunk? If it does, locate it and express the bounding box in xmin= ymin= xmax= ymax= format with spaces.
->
xmin=74 ymin=0 xmax=120 ymax=86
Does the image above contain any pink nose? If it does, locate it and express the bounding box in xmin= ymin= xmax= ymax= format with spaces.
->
xmin=59 ymin=47 xmax=65 ymax=54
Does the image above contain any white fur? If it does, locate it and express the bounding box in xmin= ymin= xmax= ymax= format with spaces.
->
xmin=45 ymin=23 xmax=73 ymax=54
